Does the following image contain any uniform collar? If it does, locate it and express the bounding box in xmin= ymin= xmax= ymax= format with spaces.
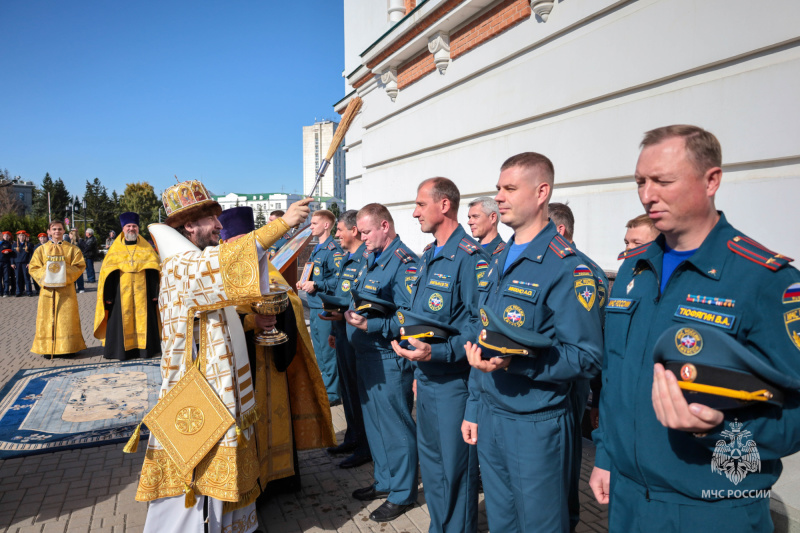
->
xmin=637 ymin=211 xmax=732 ymax=282
xmin=373 ymin=235 xmax=402 ymax=270
xmin=346 ymin=242 xmax=367 ymax=264
xmin=318 ymin=234 xmax=335 ymax=249
xmin=486 ymin=233 xmax=503 ymax=249
xmin=507 ymin=220 xmax=559 ymax=266
xmin=427 ymin=224 xmax=468 ymax=262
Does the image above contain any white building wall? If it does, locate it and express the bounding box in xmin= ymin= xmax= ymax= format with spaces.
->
xmin=342 ymin=0 xmax=800 ymax=269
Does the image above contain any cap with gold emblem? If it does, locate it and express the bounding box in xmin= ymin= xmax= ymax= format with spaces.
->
xmin=653 ymin=324 xmax=796 ymax=409
xmin=476 ymin=307 xmax=551 ymax=359
xmin=351 ymin=289 xmax=396 ymax=317
xmin=396 ymin=309 xmax=458 ymax=346
xmin=161 ymin=179 xmax=221 ymax=229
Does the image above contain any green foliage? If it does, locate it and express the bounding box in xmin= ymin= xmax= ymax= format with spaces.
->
xmin=82 ymin=178 xmax=117 ymax=240
xmin=0 ymin=212 xmax=50 ymax=235
xmin=119 ymin=182 xmax=161 ymax=237
xmin=31 ymin=173 xmax=71 ymax=221
xmin=329 ymin=202 xmax=340 ymax=238
xmin=255 ymin=205 xmax=266 ymax=227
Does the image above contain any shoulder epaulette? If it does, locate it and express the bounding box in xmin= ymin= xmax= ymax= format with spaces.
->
xmin=728 ymin=235 xmax=794 ymax=272
xmin=326 ymin=241 xmax=339 ymax=251
xmin=423 ymin=243 xmax=433 ymax=253
xmin=493 ymin=242 xmax=506 ymax=255
xmin=395 ymin=247 xmax=415 ymax=264
xmin=458 ymin=237 xmax=480 ymax=255
xmin=617 ymin=242 xmax=654 ymax=261
xmin=548 ymin=234 xmax=576 ymax=259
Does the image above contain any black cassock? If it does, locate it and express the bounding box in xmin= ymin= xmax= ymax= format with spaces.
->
xmin=102 ymin=268 xmax=161 ymax=360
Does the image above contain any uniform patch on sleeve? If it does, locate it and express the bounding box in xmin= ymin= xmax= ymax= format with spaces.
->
xmin=607 ymin=298 xmax=634 ymax=310
xmin=784 ymin=308 xmax=800 ymax=352
xmin=476 ymin=259 xmax=489 ymax=270
xmin=573 ymin=264 xmax=593 ymax=277
xmin=783 ymin=283 xmax=800 ymax=305
xmin=574 ymin=278 xmax=596 ymax=311
xmin=674 ymin=305 xmax=735 ymax=330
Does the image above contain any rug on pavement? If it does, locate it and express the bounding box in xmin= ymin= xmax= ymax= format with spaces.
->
xmin=0 ymin=358 xmax=161 ymax=459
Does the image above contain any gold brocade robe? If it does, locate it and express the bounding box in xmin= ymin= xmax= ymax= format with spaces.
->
xmin=136 ymin=219 xmax=334 ymax=512
xmin=241 ymin=263 xmax=336 ymax=487
xmin=93 ymin=235 xmax=161 ymax=349
xmin=29 ymin=241 xmax=87 ymax=355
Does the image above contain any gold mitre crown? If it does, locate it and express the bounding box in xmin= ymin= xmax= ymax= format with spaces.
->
xmin=162 ymin=179 xmax=222 ymax=228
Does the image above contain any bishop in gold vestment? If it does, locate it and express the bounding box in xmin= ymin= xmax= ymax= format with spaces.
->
xmin=220 ymin=206 xmax=333 ymax=498
xmin=93 ymin=212 xmax=161 ymax=360
xmin=29 ymin=221 xmax=87 ymax=357
xmin=133 ymin=181 xmax=332 ymax=533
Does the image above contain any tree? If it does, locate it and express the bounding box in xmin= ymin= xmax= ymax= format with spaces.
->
xmin=255 ymin=205 xmax=266 ymax=227
xmin=328 ymin=202 xmax=341 ymax=238
xmin=119 ymin=182 xmax=161 ymax=236
xmin=83 ymin=178 xmax=116 ymax=239
xmin=0 ymin=168 xmax=23 ymax=217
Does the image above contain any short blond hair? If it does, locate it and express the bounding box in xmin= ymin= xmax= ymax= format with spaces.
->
xmin=312 ymin=210 xmax=336 ymax=233
xmin=626 ymin=213 xmax=656 ymax=230
xmin=641 ymin=125 xmax=721 ymax=175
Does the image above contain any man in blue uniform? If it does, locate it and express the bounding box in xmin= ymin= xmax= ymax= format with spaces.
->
xmin=344 ymin=203 xmax=419 ymax=523
xmin=297 ymin=209 xmax=344 ymax=404
xmin=321 ymin=209 xmax=372 ymax=468
xmin=549 ymin=201 xmax=608 ymax=532
xmin=590 ymin=125 xmax=800 ymax=532
xmin=467 ymin=196 xmax=504 ymax=255
xmin=0 ymin=231 xmax=13 ymax=297
xmin=391 ymin=177 xmax=486 ymax=533
xmin=462 ymin=152 xmax=604 ymax=532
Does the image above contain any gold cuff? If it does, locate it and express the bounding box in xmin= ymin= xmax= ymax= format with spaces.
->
xmin=255 ymin=218 xmax=290 ymax=251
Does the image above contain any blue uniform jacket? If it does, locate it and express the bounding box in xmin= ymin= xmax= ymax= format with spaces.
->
xmin=593 ymin=213 xmax=800 ymax=504
xmin=333 ymin=242 xmax=369 ymax=301
xmin=0 ymin=240 xmax=13 ymax=263
xmin=406 ymin=225 xmax=488 ymax=376
xmin=306 ymin=234 xmax=344 ymax=309
xmin=346 ymin=236 xmax=418 ymax=357
xmin=465 ymin=221 xmax=604 ymax=420
xmin=13 ymin=241 xmax=35 ymax=265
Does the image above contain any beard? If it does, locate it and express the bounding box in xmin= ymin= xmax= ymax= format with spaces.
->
xmin=193 ymin=226 xmax=220 ymax=250
xmin=124 ymin=231 xmax=138 ymax=242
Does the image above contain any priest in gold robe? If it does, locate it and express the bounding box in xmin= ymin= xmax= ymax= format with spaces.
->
xmin=220 ymin=206 xmax=328 ymax=501
xmin=93 ymin=212 xmax=161 ymax=360
xmin=29 ymin=220 xmax=87 ymax=357
xmin=132 ymin=180 xmax=334 ymax=533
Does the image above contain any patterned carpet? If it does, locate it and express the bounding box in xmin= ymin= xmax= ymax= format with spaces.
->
xmin=0 ymin=358 xmax=160 ymax=458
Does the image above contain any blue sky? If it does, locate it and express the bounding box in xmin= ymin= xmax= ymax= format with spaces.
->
xmin=0 ymin=1 xmax=345 ymax=199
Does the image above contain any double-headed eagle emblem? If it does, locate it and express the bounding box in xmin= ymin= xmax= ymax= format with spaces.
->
xmin=711 ymin=419 xmax=760 ymax=485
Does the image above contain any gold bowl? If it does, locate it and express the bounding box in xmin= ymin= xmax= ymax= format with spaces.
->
xmin=250 ymin=282 xmax=291 ymax=346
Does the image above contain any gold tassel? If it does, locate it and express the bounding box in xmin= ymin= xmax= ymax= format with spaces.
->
xmin=239 ymin=407 xmax=260 ymax=431
xmin=236 ymin=425 xmax=246 ymax=444
xmin=184 ymin=483 xmax=196 ymax=508
xmin=123 ymin=423 xmax=142 ymax=454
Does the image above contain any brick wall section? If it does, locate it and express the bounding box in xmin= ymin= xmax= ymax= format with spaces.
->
xmin=353 ymin=0 xmax=530 ymax=92
xmin=451 ymin=0 xmax=531 ymax=59
xmin=398 ymin=49 xmax=436 ymax=90
xmin=366 ymin=0 xmax=464 ymax=70
xmin=405 ymin=0 xmax=417 ymax=13
xmin=353 ymin=74 xmax=372 ymax=89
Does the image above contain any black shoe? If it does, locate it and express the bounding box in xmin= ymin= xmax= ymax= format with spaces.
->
xmin=339 ymin=454 xmax=372 ymax=469
xmin=369 ymin=501 xmax=414 ymax=522
xmin=352 ymin=485 xmax=390 ymax=501
xmin=327 ymin=441 xmax=357 ymax=455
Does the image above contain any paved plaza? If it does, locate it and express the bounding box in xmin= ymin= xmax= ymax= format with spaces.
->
xmin=0 ymin=266 xmax=609 ymax=532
